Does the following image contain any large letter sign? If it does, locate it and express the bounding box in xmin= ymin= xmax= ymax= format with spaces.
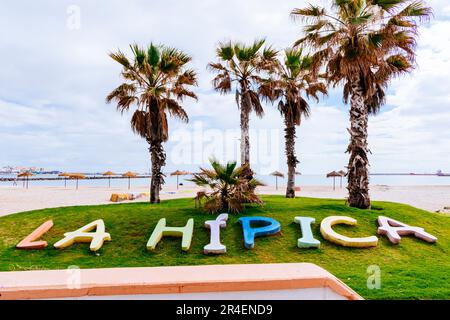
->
xmin=320 ymin=216 xmax=378 ymax=248
xmin=54 ymin=219 xmax=111 ymax=252
xmin=294 ymin=217 xmax=320 ymax=249
xmin=377 ymin=216 xmax=437 ymax=244
xmin=147 ymin=218 xmax=194 ymax=251
xmin=16 ymin=220 xmax=54 ymax=250
xmin=204 ymin=214 xmax=228 ymax=254
xmin=238 ymin=217 xmax=281 ymax=249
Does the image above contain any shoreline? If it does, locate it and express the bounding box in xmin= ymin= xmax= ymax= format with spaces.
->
xmin=1 ymin=184 xmax=449 ymax=217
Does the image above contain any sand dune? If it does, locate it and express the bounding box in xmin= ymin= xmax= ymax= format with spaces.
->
xmin=1 ymin=184 xmax=449 ymax=217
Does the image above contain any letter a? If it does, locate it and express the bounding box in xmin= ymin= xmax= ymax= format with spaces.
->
xmin=294 ymin=217 xmax=320 ymax=249
xmin=147 ymin=218 xmax=194 ymax=251
xmin=238 ymin=217 xmax=281 ymax=249
xmin=377 ymin=216 xmax=437 ymax=244
xmin=320 ymin=216 xmax=378 ymax=248
xmin=204 ymin=213 xmax=228 ymax=254
xmin=16 ymin=220 xmax=54 ymax=250
xmin=54 ymin=219 xmax=111 ymax=252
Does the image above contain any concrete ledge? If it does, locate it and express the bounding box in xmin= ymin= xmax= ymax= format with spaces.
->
xmin=0 ymin=263 xmax=362 ymax=300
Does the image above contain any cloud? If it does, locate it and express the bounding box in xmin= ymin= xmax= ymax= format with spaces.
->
xmin=369 ymin=19 xmax=450 ymax=173
xmin=0 ymin=0 xmax=448 ymax=175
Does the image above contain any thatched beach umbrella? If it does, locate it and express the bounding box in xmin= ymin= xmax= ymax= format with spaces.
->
xmin=103 ymin=171 xmax=116 ymax=188
xmin=326 ymin=171 xmax=341 ymax=191
xmin=69 ymin=173 xmax=86 ymax=190
xmin=122 ymin=171 xmax=137 ymax=190
xmin=58 ymin=172 xmax=71 ymax=188
xmin=338 ymin=170 xmax=347 ymax=188
xmin=18 ymin=171 xmax=33 ymax=189
xmin=270 ymin=171 xmax=285 ymax=191
xmin=170 ymin=170 xmax=190 ymax=190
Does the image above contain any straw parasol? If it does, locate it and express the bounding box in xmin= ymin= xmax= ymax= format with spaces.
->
xmin=326 ymin=171 xmax=341 ymax=191
xmin=18 ymin=171 xmax=33 ymax=189
xmin=122 ymin=171 xmax=137 ymax=190
xmin=338 ymin=170 xmax=347 ymax=188
xmin=58 ymin=172 xmax=71 ymax=188
xmin=103 ymin=171 xmax=116 ymax=188
xmin=170 ymin=170 xmax=190 ymax=190
xmin=270 ymin=171 xmax=285 ymax=191
xmin=69 ymin=173 xmax=86 ymax=190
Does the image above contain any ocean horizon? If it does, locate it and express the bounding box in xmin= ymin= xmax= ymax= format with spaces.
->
xmin=1 ymin=173 xmax=449 ymax=188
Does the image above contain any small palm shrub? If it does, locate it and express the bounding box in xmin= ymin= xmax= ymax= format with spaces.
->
xmin=190 ymin=159 xmax=264 ymax=214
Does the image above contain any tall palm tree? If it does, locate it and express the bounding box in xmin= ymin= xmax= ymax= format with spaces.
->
xmin=260 ymin=48 xmax=327 ymax=198
xmin=107 ymin=43 xmax=198 ymax=203
xmin=208 ymin=39 xmax=278 ymax=178
xmin=291 ymin=0 xmax=432 ymax=209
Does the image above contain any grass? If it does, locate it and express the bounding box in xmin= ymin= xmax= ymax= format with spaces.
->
xmin=0 ymin=196 xmax=449 ymax=300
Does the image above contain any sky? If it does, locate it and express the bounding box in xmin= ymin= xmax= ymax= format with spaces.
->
xmin=0 ymin=0 xmax=449 ymax=175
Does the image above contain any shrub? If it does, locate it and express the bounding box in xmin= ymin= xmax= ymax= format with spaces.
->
xmin=190 ymin=159 xmax=264 ymax=214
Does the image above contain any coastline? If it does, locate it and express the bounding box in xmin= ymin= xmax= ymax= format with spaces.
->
xmin=1 ymin=184 xmax=449 ymax=217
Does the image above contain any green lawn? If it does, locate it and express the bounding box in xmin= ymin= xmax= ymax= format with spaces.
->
xmin=0 ymin=196 xmax=449 ymax=299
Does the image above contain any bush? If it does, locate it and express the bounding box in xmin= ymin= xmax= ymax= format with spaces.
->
xmin=189 ymin=159 xmax=264 ymax=214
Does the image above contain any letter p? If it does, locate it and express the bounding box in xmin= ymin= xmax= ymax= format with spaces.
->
xmin=238 ymin=217 xmax=281 ymax=249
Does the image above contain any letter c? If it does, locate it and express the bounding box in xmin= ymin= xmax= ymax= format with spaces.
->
xmin=320 ymin=216 xmax=378 ymax=248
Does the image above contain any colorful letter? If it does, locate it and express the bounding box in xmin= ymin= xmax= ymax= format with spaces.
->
xmin=238 ymin=217 xmax=281 ymax=249
xmin=147 ymin=218 xmax=194 ymax=251
xmin=204 ymin=213 xmax=228 ymax=254
xmin=294 ymin=217 xmax=320 ymax=249
xmin=320 ymin=216 xmax=378 ymax=248
xmin=377 ymin=216 xmax=437 ymax=244
xmin=54 ymin=219 xmax=111 ymax=252
xmin=16 ymin=220 xmax=54 ymax=250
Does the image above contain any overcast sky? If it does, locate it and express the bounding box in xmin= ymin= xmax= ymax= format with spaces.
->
xmin=0 ymin=0 xmax=449 ymax=174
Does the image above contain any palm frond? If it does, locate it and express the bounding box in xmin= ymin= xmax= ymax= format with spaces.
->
xmin=291 ymin=4 xmax=326 ymax=21
xmin=371 ymin=0 xmax=408 ymax=12
xmin=109 ymin=50 xmax=131 ymax=69
xmin=211 ymin=72 xmax=232 ymax=94
xmin=130 ymin=110 xmax=149 ymax=138
xmin=216 ymin=42 xmax=234 ymax=61
xmin=130 ymin=43 xmax=146 ymax=66
xmin=162 ymin=98 xmax=189 ymax=122
xmin=147 ymin=43 xmax=160 ymax=68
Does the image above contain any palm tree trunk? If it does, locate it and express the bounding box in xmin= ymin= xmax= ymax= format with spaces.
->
xmin=149 ymin=141 xmax=166 ymax=204
xmin=285 ymin=118 xmax=298 ymax=199
xmin=221 ymin=188 xmax=229 ymax=212
xmin=239 ymin=85 xmax=255 ymax=186
xmin=240 ymin=104 xmax=250 ymax=167
xmin=239 ymin=81 xmax=252 ymax=169
xmin=347 ymin=77 xmax=371 ymax=209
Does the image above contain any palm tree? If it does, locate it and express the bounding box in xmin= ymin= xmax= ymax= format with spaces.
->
xmin=190 ymin=159 xmax=264 ymax=214
xmin=107 ymin=43 xmax=198 ymax=203
xmin=208 ymin=39 xmax=278 ymax=178
xmin=260 ymin=48 xmax=327 ymax=198
xmin=291 ymin=0 xmax=431 ymax=209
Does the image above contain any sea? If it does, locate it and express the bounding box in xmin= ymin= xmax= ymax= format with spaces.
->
xmin=1 ymin=173 xmax=449 ymax=188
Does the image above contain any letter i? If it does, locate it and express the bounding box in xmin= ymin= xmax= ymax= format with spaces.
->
xmin=204 ymin=214 xmax=228 ymax=254
xmin=294 ymin=217 xmax=320 ymax=249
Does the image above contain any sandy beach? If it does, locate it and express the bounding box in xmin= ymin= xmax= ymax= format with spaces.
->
xmin=1 ymin=184 xmax=449 ymax=217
